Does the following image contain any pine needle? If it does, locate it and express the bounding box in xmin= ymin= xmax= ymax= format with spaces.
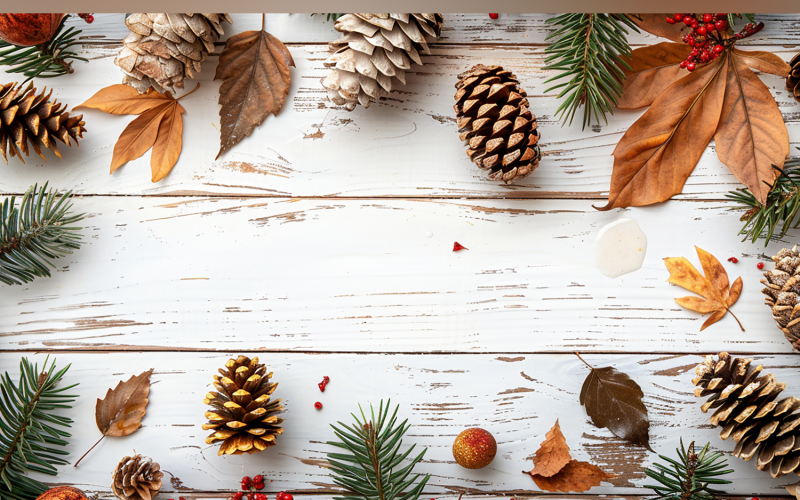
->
xmin=644 ymin=439 xmax=733 ymax=500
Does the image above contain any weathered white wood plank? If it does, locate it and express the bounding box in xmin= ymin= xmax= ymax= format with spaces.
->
xmin=67 ymin=13 xmax=800 ymax=46
xmin=3 ymin=352 xmax=798 ymax=496
xmin=1 ymin=196 xmax=795 ymax=353
xmin=1 ymin=44 xmax=797 ymax=199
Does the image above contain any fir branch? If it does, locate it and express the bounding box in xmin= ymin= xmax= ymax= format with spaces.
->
xmin=644 ymin=440 xmax=732 ymax=500
xmin=0 ymin=356 xmax=78 ymax=500
xmin=0 ymin=183 xmax=84 ymax=286
xmin=543 ymin=13 xmax=639 ymax=129
xmin=327 ymin=399 xmax=430 ymax=500
xmin=726 ymin=156 xmax=800 ymax=246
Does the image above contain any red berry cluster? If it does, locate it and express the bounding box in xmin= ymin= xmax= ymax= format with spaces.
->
xmin=318 ymin=376 xmax=330 ymax=392
xmin=664 ymin=14 xmax=764 ymax=72
xmin=232 ymin=475 xmax=268 ymax=500
xmin=77 ymin=13 xmax=94 ymax=23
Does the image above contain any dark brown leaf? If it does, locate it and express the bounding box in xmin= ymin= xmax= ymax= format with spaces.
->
xmin=530 ymin=460 xmax=615 ymax=492
xmin=630 ymin=14 xmax=686 ymax=42
xmin=578 ymin=354 xmax=651 ymax=450
xmin=618 ymin=42 xmax=691 ymax=109
xmin=714 ymin=50 xmax=789 ymax=205
xmin=215 ymin=29 xmax=294 ymax=159
xmin=597 ymin=56 xmax=728 ymax=210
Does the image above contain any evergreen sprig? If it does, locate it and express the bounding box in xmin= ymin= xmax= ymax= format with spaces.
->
xmin=644 ymin=440 xmax=733 ymax=500
xmin=327 ymin=399 xmax=430 ymax=500
xmin=0 ymin=183 xmax=84 ymax=286
xmin=0 ymin=356 xmax=78 ymax=500
xmin=726 ymin=156 xmax=800 ymax=246
xmin=0 ymin=16 xmax=87 ymax=81
xmin=543 ymin=13 xmax=639 ymax=129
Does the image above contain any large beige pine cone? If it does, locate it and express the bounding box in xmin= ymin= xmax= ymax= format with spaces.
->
xmin=111 ymin=454 xmax=163 ymax=500
xmin=115 ymin=13 xmax=232 ymax=94
xmin=761 ymin=245 xmax=800 ymax=351
xmin=321 ymin=13 xmax=443 ymax=110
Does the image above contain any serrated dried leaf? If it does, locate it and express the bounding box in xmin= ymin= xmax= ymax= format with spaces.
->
xmin=75 ymin=85 xmax=172 ymax=115
xmin=664 ymin=246 xmax=743 ymax=331
xmin=578 ymin=355 xmax=651 ymax=450
xmin=630 ymin=14 xmax=686 ymax=42
xmin=530 ymin=460 xmax=615 ymax=492
xmin=618 ymin=42 xmax=691 ymax=109
xmin=529 ymin=420 xmax=570 ymax=477
xmin=215 ymin=29 xmax=294 ymax=159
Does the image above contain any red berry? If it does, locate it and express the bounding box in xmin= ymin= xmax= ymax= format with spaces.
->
xmin=757 ymin=262 xmax=764 ymax=270
xmin=680 ymin=61 xmax=687 ymax=69
xmin=280 ymin=494 xmax=293 ymax=500
xmin=686 ymin=62 xmax=696 ymax=71
xmin=696 ymin=26 xmax=707 ymax=35
xmin=254 ymin=475 xmax=264 ymax=484
xmin=254 ymin=483 xmax=265 ymax=491
xmin=715 ymin=20 xmax=726 ymax=30
xmin=489 ymin=13 xmax=498 ymax=19
xmin=691 ymin=20 xmax=699 ymax=28
xmin=674 ymin=14 xmax=684 ymax=21
xmin=717 ymin=13 xmax=727 ymax=17
xmin=315 ymin=401 xmax=323 ymax=409
xmin=234 ymin=494 xmax=244 ymax=500
xmin=705 ymin=23 xmax=715 ymax=31
xmin=87 ymin=15 xmax=94 ymax=23
xmin=713 ymin=44 xmax=723 ymax=53
xmin=247 ymin=494 xmax=256 ymax=500
xmin=666 ymin=17 xmax=676 ymax=24
xmin=703 ymin=14 xmax=713 ymax=22
xmin=684 ymin=17 xmax=693 ymax=25
xmin=242 ymin=476 xmax=253 ymax=490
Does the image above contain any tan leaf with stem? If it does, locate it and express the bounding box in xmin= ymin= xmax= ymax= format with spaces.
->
xmin=618 ymin=42 xmax=691 ymax=109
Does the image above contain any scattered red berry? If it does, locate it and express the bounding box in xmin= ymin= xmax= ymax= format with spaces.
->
xmin=254 ymin=482 xmax=265 ymax=491
xmin=77 ymin=13 xmax=94 ymax=23
xmin=757 ymin=262 xmax=764 ymax=269
xmin=727 ymin=257 xmax=739 ymax=263
xmin=254 ymin=494 xmax=267 ymax=500
xmin=241 ymin=476 xmax=253 ymax=490
xmin=318 ymin=375 xmax=330 ymax=392
xmin=277 ymin=493 xmax=294 ymax=500
xmin=489 ymin=13 xmax=498 ymax=19
xmin=453 ymin=242 xmax=467 ymax=251
xmin=315 ymin=401 xmax=323 ymax=409
xmin=233 ymin=493 xmax=244 ymax=500
xmin=253 ymin=475 xmax=264 ymax=484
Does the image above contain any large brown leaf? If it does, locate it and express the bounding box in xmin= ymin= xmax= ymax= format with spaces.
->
xmin=714 ymin=50 xmax=789 ymax=205
xmin=664 ymin=246 xmax=743 ymax=331
xmin=597 ymin=56 xmax=728 ymax=210
xmin=529 ymin=420 xmax=570 ymax=477
xmin=76 ymin=85 xmax=171 ymax=115
xmin=74 ymin=369 xmax=154 ymax=466
xmin=530 ymin=460 xmax=615 ymax=493
xmin=618 ymin=42 xmax=691 ymax=109
xmin=578 ymin=354 xmax=651 ymax=450
xmin=215 ymin=29 xmax=294 ymax=159
xmin=630 ymin=14 xmax=686 ymax=42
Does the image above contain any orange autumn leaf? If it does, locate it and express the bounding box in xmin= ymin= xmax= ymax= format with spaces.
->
xmin=529 ymin=420 xmax=571 ymax=478
xmin=75 ymin=84 xmax=172 ymax=115
xmin=664 ymin=246 xmax=743 ymax=331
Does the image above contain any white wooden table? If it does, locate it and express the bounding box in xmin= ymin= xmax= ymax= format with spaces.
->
xmin=2 ymin=13 xmax=800 ymax=500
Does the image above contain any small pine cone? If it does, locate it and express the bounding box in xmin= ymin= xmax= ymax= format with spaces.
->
xmin=111 ymin=454 xmax=163 ymax=500
xmin=788 ymin=52 xmax=800 ymax=104
xmin=761 ymin=245 xmax=800 ymax=351
xmin=0 ymin=82 xmax=86 ymax=164
xmin=36 ymin=487 xmax=89 ymax=500
xmin=115 ymin=13 xmax=232 ymax=94
xmin=203 ymin=355 xmax=284 ymax=455
xmin=454 ymin=64 xmax=541 ymax=183
xmin=692 ymin=352 xmax=800 ymax=478
xmin=321 ymin=13 xmax=443 ymax=110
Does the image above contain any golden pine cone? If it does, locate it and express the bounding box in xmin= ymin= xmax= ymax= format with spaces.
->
xmin=322 ymin=13 xmax=443 ymax=110
xmin=36 ymin=487 xmax=89 ymax=500
xmin=761 ymin=245 xmax=800 ymax=351
xmin=788 ymin=52 xmax=800 ymax=104
xmin=0 ymin=82 xmax=86 ymax=164
xmin=115 ymin=13 xmax=232 ymax=94
xmin=203 ymin=355 xmax=283 ymax=455
xmin=692 ymin=352 xmax=800 ymax=478
xmin=111 ymin=454 xmax=163 ymax=500
xmin=454 ymin=64 xmax=541 ymax=183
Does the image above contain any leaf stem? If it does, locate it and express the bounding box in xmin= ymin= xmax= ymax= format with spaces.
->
xmin=727 ymin=308 xmax=745 ymax=331
xmin=575 ymin=352 xmax=592 ymax=369
xmin=73 ymin=435 xmax=104 ymax=467
xmin=262 ymin=13 xmax=265 ymax=31
xmin=176 ymin=83 xmax=201 ymax=101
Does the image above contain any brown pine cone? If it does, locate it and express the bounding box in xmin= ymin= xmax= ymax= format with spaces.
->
xmin=111 ymin=454 xmax=163 ymax=500
xmin=0 ymin=82 xmax=86 ymax=164
xmin=454 ymin=64 xmax=541 ymax=183
xmin=761 ymin=245 xmax=800 ymax=351
xmin=788 ymin=52 xmax=800 ymax=104
xmin=692 ymin=352 xmax=800 ymax=478
xmin=36 ymin=487 xmax=89 ymax=500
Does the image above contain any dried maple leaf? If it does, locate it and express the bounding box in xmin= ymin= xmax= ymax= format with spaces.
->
xmin=664 ymin=246 xmax=743 ymax=331
xmin=74 ymin=368 xmax=153 ymax=467
xmin=577 ymin=353 xmax=652 ymax=450
xmin=215 ymin=16 xmax=294 ymax=159
xmin=598 ymin=33 xmax=790 ymax=210
xmin=529 ymin=420 xmax=570 ymax=477
xmin=76 ymin=84 xmax=198 ymax=182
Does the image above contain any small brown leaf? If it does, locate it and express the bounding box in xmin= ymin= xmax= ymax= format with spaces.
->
xmin=530 ymin=460 xmax=615 ymax=493
xmin=733 ymin=48 xmax=792 ymax=77
xmin=664 ymin=246 xmax=743 ymax=331
xmin=215 ymin=29 xmax=294 ymax=159
xmin=76 ymin=84 xmax=172 ymax=115
xmin=578 ymin=354 xmax=652 ymax=450
xmin=530 ymin=420 xmax=570 ymax=477
xmin=630 ymin=14 xmax=686 ymax=42
xmin=618 ymin=42 xmax=691 ymax=109
xmin=110 ymin=103 xmax=171 ymax=173
xmin=150 ymin=102 xmax=185 ymax=182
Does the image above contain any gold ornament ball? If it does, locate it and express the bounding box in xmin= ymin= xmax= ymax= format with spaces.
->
xmin=452 ymin=427 xmax=497 ymax=469
xmin=36 ymin=487 xmax=89 ymax=500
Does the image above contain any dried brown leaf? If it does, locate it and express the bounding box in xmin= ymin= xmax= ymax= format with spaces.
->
xmin=529 ymin=420 xmax=570 ymax=477
xmin=732 ymin=48 xmax=792 ymax=77
xmin=530 ymin=460 xmax=615 ymax=492
xmin=664 ymin=246 xmax=743 ymax=331
xmin=215 ymin=29 xmax=294 ymax=159
xmin=598 ymin=56 xmax=727 ymax=210
xmin=150 ymin=102 xmax=184 ymax=182
xmin=76 ymin=85 xmax=172 ymax=115
xmin=618 ymin=42 xmax=691 ymax=109
xmin=714 ymin=50 xmax=789 ymax=205
xmin=110 ymin=103 xmax=171 ymax=173
xmin=630 ymin=14 xmax=686 ymax=42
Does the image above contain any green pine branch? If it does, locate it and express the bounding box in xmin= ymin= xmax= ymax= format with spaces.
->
xmin=644 ymin=440 xmax=733 ymax=500
xmin=0 ymin=356 xmax=78 ymax=500
xmin=327 ymin=399 xmax=430 ymax=500
xmin=544 ymin=13 xmax=639 ymax=130
xmin=726 ymin=155 xmax=800 ymax=246
xmin=0 ymin=183 xmax=85 ymax=286
xmin=0 ymin=16 xmax=88 ymax=81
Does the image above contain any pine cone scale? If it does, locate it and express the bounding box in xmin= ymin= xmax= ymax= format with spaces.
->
xmin=788 ymin=52 xmax=800 ymax=103
xmin=762 ymin=246 xmax=800 ymax=351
